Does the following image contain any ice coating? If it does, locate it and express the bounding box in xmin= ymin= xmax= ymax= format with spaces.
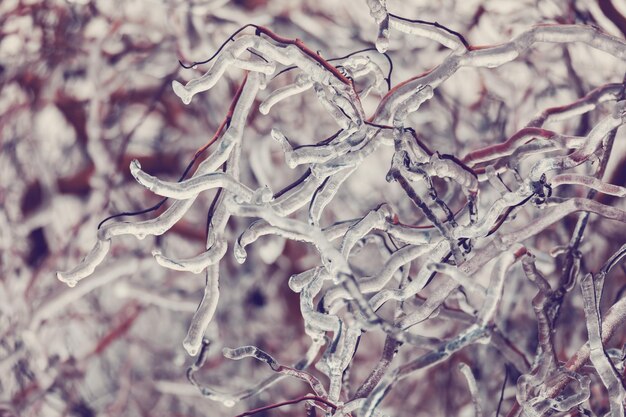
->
xmin=47 ymin=11 xmax=626 ymax=417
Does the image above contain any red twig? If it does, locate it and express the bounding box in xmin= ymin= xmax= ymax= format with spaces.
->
xmin=88 ymin=302 xmax=143 ymax=358
xmin=461 ymin=128 xmax=558 ymax=165
xmin=254 ymin=26 xmax=353 ymax=87
xmin=234 ymin=395 xmax=338 ymax=417
xmin=193 ymin=72 xmax=250 ymax=159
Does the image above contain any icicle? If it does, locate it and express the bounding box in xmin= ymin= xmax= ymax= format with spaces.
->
xmin=130 ymin=159 xmax=255 ymax=201
xmin=56 ymin=238 xmax=111 ymax=287
xmin=580 ymin=273 xmax=625 ymax=417
xmin=289 ymin=267 xmax=324 ymax=293
xmin=458 ymin=363 xmax=483 ymax=417
xmin=366 ymin=0 xmax=390 ymax=52
xmin=183 ymin=265 xmax=220 ymax=356
xmin=259 ymin=74 xmax=313 ymax=114
xmin=152 ymin=238 xmax=227 ymax=274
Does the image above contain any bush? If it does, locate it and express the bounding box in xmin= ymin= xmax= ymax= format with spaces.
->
xmin=3 ymin=1 xmax=626 ymax=416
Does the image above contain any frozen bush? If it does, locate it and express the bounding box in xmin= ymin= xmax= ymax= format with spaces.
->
xmin=3 ymin=1 xmax=626 ymax=416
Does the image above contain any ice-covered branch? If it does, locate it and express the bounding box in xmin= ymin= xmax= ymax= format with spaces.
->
xmin=459 ymin=363 xmax=483 ymax=417
xmin=46 ymin=9 xmax=626 ymax=417
xmin=580 ymin=273 xmax=625 ymax=417
xmin=223 ymin=345 xmax=327 ymax=397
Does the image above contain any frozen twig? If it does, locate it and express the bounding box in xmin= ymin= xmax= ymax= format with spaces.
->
xmin=459 ymin=362 xmax=483 ymax=417
xmin=580 ymin=273 xmax=625 ymax=417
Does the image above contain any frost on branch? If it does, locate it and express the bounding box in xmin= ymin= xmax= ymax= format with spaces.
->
xmin=7 ymin=1 xmax=626 ymax=417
